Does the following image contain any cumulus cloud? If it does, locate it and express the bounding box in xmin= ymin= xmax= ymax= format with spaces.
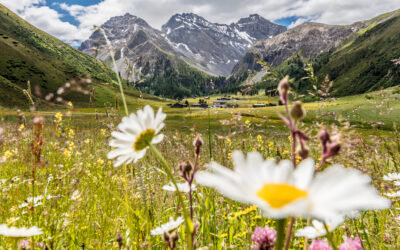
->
xmin=1 ymin=0 xmax=400 ymax=43
xmin=20 ymin=6 xmax=82 ymax=41
xmin=288 ymin=18 xmax=311 ymax=29
xmin=0 ymin=0 xmax=83 ymax=42
xmin=0 ymin=0 xmax=44 ymax=12
xmin=58 ymin=0 xmax=400 ymax=42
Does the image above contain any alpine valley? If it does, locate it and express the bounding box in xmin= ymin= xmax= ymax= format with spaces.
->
xmin=1 ymin=2 xmax=400 ymax=106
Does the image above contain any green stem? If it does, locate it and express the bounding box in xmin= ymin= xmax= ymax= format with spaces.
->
xmin=148 ymin=144 xmax=193 ymax=249
xmin=208 ymin=108 xmax=212 ymax=160
xmin=324 ymin=223 xmax=338 ymax=250
xmin=276 ymin=219 xmax=287 ymax=250
xmin=100 ymin=28 xmax=129 ymax=116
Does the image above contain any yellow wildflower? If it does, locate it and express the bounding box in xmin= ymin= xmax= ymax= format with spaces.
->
xmin=18 ymin=124 xmax=25 ymax=132
xmin=245 ymin=120 xmax=250 ymax=125
xmin=68 ymin=129 xmax=75 ymax=138
xmin=4 ymin=150 xmax=12 ymax=160
xmin=55 ymin=112 xmax=62 ymax=122
xmin=64 ymin=148 xmax=71 ymax=158
xmin=97 ymin=158 xmax=104 ymax=165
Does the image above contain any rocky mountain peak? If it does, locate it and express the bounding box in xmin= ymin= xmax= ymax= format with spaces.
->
xmin=161 ymin=13 xmax=286 ymax=75
xmin=231 ymin=22 xmax=353 ymax=77
xmin=235 ymin=14 xmax=287 ymax=40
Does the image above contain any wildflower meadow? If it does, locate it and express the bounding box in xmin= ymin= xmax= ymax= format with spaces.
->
xmin=1 ymin=71 xmax=400 ymax=249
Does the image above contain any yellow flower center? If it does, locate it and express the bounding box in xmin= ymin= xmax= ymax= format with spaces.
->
xmin=256 ymin=183 xmax=308 ymax=209
xmin=133 ymin=129 xmax=155 ymax=151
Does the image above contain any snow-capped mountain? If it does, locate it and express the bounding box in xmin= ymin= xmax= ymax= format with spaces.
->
xmin=161 ymin=13 xmax=286 ymax=75
xmin=79 ymin=12 xmax=286 ymax=80
xmin=79 ymin=13 xmax=183 ymax=81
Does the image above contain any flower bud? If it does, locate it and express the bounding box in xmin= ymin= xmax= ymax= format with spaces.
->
xmin=163 ymin=232 xmax=170 ymax=242
xmin=178 ymin=161 xmax=194 ymax=180
xmin=116 ymin=233 xmax=124 ymax=248
xmin=318 ymin=129 xmax=330 ymax=143
xmin=278 ymin=76 xmax=290 ymax=105
xmin=298 ymin=146 xmax=310 ymax=159
xmin=326 ymin=142 xmax=341 ymax=157
xmin=193 ymin=134 xmax=204 ymax=147
xmin=169 ymin=231 xmax=179 ymax=243
xmin=0 ymin=127 xmax=4 ymax=146
xmin=290 ymin=101 xmax=306 ymax=121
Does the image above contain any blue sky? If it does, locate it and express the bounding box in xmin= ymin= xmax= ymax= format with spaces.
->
xmin=1 ymin=0 xmax=399 ymax=45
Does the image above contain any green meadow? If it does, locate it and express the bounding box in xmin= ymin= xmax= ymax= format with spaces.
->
xmin=0 ymin=85 xmax=400 ymax=249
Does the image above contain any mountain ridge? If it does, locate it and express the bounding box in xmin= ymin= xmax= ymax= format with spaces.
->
xmin=79 ymin=12 xmax=286 ymax=79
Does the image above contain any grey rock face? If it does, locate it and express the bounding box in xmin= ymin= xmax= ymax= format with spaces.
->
xmin=79 ymin=13 xmax=179 ymax=81
xmin=79 ymin=12 xmax=286 ymax=80
xmin=161 ymin=13 xmax=286 ymax=75
xmin=232 ymin=22 xmax=353 ymax=77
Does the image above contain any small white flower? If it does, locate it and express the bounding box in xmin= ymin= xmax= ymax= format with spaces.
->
xmin=108 ymin=105 xmax=166 ymax=167
xmin=196 ymin=151 xmax=390 ymax=220
xmin=151 ymin=217 xmax=184 ymax=235
xmin=385 ymin=191 xmax=400 ymax=198
xmin=162 ymin=182 xmax=196 ymax=193
xmin=295 ymin=216 xmax=344 ymax=238
xmin=71 ymin=190 xmax=82 ymax=201
xmin=383 ymin=173 xmax=400 ymax=181
xmin=19 ymin=195 xmax=53 ymax=208
xmin=0 ymin=224 xmax=42 ymax=237
xmin=394 ymin=181 xmax=400 ymax=186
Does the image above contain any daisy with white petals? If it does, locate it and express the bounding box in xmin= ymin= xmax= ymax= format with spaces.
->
xmin=107 ymin=105 xmax=166 ymax=167
xmin=383 ymin=173 xmax=400 ymax=181
xmin=295 ymin=216 xmax=344 ymax=238
xmin=196 ymin=151 xmax=390 ymax=220
xmin=0 ymin=225 xmax=42 ymax=237
xmin=162 ymin=182 xmax=196 ymax=193
xmin=150 ymin=217 xmax=184 ymax=235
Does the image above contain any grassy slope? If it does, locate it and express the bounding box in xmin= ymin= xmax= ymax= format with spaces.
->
xmin=317 ymin=12 xmax=400 ymax=96
xmin=0 ymin=4 xmax=167 ymax=109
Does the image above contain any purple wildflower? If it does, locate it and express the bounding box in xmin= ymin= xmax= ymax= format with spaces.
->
xmin=309 ymin=239 xmax=333 ymax=250
xmin=251 ymin=226 xmax=277 ymax=250
xmin=339 ymin=237 xmax=363 ymax=250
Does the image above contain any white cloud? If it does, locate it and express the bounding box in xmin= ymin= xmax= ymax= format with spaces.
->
xmin=288 ymin=18 xmax=310 ymax=29
xmin=20 ymin=6 xmax=82 ymax=41
xmin=1 ymin=0 xmax=400 ymax=43
xmin=0 ymin=0 xmax=44 ymax=12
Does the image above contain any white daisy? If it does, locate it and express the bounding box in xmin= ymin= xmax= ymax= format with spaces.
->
xmin=150 ymin=217 xmax=184 ymax=235
xmin=0 ymin=225 xmax=42 ymax=237
xmin=19 ymin=195 xmax=53 ymax=208
xmin=196 ymin=151 xmax=390 ymax=220
xmin=295 ymin=216 xmax=344 ymax=238
xmin=162 ymin=182 xmax=196 ymax=193
xmin=383 ymin=173 xmax=400 ymax=181
xmin=107 ymin=105 xmax=166 ymax=167
xmin=385 ymin=191 xmax=400 ymax=198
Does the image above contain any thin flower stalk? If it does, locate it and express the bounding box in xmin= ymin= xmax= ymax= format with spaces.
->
xmin=99 ymin=27 xmax=128 ymax=116
xmin=147 ymin=143 xmax=193 ymax=249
